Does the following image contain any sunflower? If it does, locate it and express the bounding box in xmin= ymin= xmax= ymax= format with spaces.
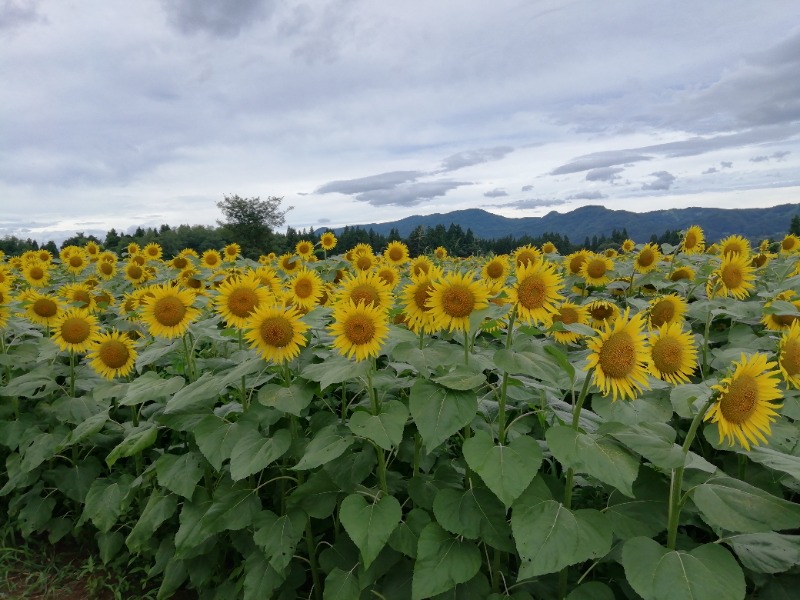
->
xmin=36 ymin=249 xmax=54 ymax=263
xmin=780 ymin=234 xmax=800 ymax=254
xmin=621 ymin=239 xmax=636 ymax=253
xmin=580 ymin=253 xmax=614 ymax=287
xmin=352 ymin=252 xmax=377 ymax=272
xmin=278 ymin=253 xmax=301 ymax=274
xmin=604 ymin=248 xmax=618 ymax=258
xmin=320 ymin=232 xmax=337 ymax=251
xmin=410 ymin=256 xmax=433 ymax=278
xmin=337 ymin=270 xmax=393 ymax=310
xmin=634 ymin=243 xmax=661 ymax=274
xmin=481 ymin=255 xmax=509 ymax=285
xmin=434 ymin=246 xmax=448 ymax=260
xmin=400 ymin=267 xmax=442 ymax=334
xmin=178 ymin=268 xmax=205 ymax=293
xmin=585 ymin=308 xmax=651 ymax=401
xmin=705 ymin=353 xmax=782 ymax=450
xmin=131 ymin=254 xmax=146 ymax=266
xmin=761 ymin=291 xmax=800 ymax=331
xmin=329 ymin=299 xmax=390 ymax=361
xmin=564 ymin=250 xmax=591 ymax=276
xmin=508 ymin=260 xmax=564 ymax=324
xmin=59 ymin=245 xmax=81 ymax=263
xmin=93 ymin=288 xmax=114 ymax=308
xmin=86 ymin=330 xmax=138 ymax=379
xmin=51 ymin=308 xmax=100 ymax=353
xmin=143 ymin=243 xmax=163 ymax=261
xmin=59 ymin=282 xmax=97 ymax=311
xmin=759 ymin=239 xmax=771 ymax=253
xmin=24 ymin=291 xmax=64 ymax=327
xmin=123 ymin=261 xmax=150 ymax=286
xmin=201 ymin=249 xmax=223 ymax=270
xmin=287 ymin=268 xmax=324 ymax=310
xmin=253 ymin=266 xmax=282 ymax=296
xmin=223 ymin=243 xmax=242 ymax=263
xmin=0 ymin=265 xmax=15 ymax=288
xmin=95 ymin=259 xmax=116 ymax=280
xmin=295 ymin=240 xmax=314 ymax=260
xmin=714 ymin=252 xmax=756 ymax=300
xmin=214 ymin=271 xmax=272 ymax=328
xmin=21 ymin=260 xmax=51 ymax=287
xmin=778 ymin=322 xmax=800 ymax=388
xmin=647 ymin=294 xmax=687 ymax=328
xmin=587 ymin=299 xmax=619 ymax=329
xmin=513 ymin=244 xmax=541 ymax=269
xmin=718 ymin=234 xmax=751 ymax=259
xmin=751 ymin=252 xmax=773 ymax=268
xmin=543 ymin=301 xmax=590 ymax=344
xmin=244 ymin=304 xmax=309 ymax=363
xmin=681 ymin=226 xmax=705 ymax=254
xmin=376 ymin=265 xmax=400 ymax=289
xmin=126 ymin=242 xmax=141 ymax=256
xmin=542 ymin=241 xmax=558 ymax=254
xmin=140 ymin=285 xmax=200 ymax=338
xmin=426 ymin=271 xmax=490 ymax=333
xmin=384 ymin=241 xmax=410 ymax=266
xmin=647 ymin=322 xmax=697 ymax=385
xmin=670 ymin=265 xmax=695 ymax=282
xmin=63 ymin=249 xmax=90 ymax=275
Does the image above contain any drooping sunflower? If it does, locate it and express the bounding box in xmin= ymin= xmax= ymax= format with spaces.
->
xmin=647 ymin=322 xmax=697 ymax=385
xmin=542 ymin=241 xmax=558 ymax=254
xmin=587 ymin=299 xmax=619 ymax=329
xmin=508 ymin=260 xmax=564 ymax=324
xmin=24 ymin=291 xmax=64 ymax=327
xmin=780 ymin=234 xmax=800 ymax=254
xmin=21 ymin=260 xmax=51 ymax=287
xmin=400 ymin=267 xmax=442 ymax=334
xmin=481 ymin=255 xmax=510 ymax=285
xmin=585 ymin=308 xmax=651 ymax=401
xmin=223 ymin=243 xmax=242 ymax=263
xmin=621 ymin=239 xmax=636 ymax=253
xmin=376 ymin=265 xmax=400 ymax=290
xmin=320 ymin=232 xmax=337 ymax=251
xmin=513 ymin=244 xmax=541 ymax=269
xmin=761 ymin=291 xmax=800 ymax=331
xmin=604 ymin=248 xmax=618 ymax=258
xmin=130 ymin=254 xmax=146 ymax=266
xmin=543 ymin=301 xmax=590 ymax=344
xmin=337 ymin=270 xmax=393 ymax=310
xmin=434 ymin=246 xmax=448 ymax=261
xmin=287 ymin=268 xmax=324 ymax=311
xmin=295 ymin=240 xmax=314 ymax=260
xmin=669 ymin=265 xmax=696 ymax=282
xmin=714 ymin=252 xmax=756 ymax=300
xmin=634 ymin=243 xmax=661 ymax=274
xmin=143 ymin=243 xmax=163 ymax=261
xmin=86 ymin=330 xmax=138 ymax=379
xmin=647 ymin=294 xmax=687 ymax=328
xmin=201 ymin=249 xmax=223 ymax=270
xmin=123 ymin=261 xmax=150 ymax=286
xmin=278 ymin=253 xmax=301 ymax=274
xmin=778 ymin=322 xmax=800 ymax=388
xmin=214 ymin=271 xmax=272 ymax=328
xmin=718 ymin=234 xmax=751 ymax=259
xmin=410 ymin=256 xmax=433 ymax=278
xmin=178 ymin=268 xmax=205 ymax=294
xmin=51 ymin=308 xmax=100 ymax=353
xmin=244 ymin=304 xmax=309 ymax=363
xmin=564 ymin=250 xmax=591 ymax=276
xmin=140 ymin=284 xmax=200 ymax=338
xmin=751 ymin=252 xmax=773 ymax=268
xmin=680 ymin=226 xmax=705 ymax=254
xmin=329 ymin=299 xmax=389 ymax=361
xmin=427 ymin=271 xmax=490 ymax=333
xmin=704 ymin=353 xmax=782 ymax=450
xmin=580 ymin=253 xmax=614 ymax=287
xmin=384 ymin=241 xmax=410 ymax=266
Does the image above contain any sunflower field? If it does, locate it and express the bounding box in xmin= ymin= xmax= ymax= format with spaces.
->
xmin=2 ymin=230 xmax=800 ymax=599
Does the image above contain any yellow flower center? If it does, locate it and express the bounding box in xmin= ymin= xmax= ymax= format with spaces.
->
xmin=598 ymin=331 xmax=636 ymax=378
xmin=719 ymin=375 xmax=758 ymax=424
xmin=721 ymin=263 xmax=743 ymax=288
xmin=441 ymin=285 xmax=475 ymax=318
xmin=99 ymin=339 xmax=130 ymax=368
xmin=651 ymin=336 xmax=683 ymax=374
xmin=349 ymin=284 xmax=379 ymax=307
xmin=33 ymin=298 xmax=58 ymax=318
xmin=344 ymin=314 xmax=376 ymax=345
xmin=587 ymin=259 xmax=607 ymax=279
xmin=782 ymin=338 xmax=800 ymax=377
xmin=61 ymin=317 xmax=91 ymax=344
xmin=259 ymin=316 xmax=294 ymax=348
xmin=517 ymin=275 xmax=545 ymax=309
xmin=228 ymin=288 xmax=259 ymax=317
xmin=153 ymin=296 xmax=187 ymax=327
xmin=650 ymin=300 xmax=675 ymax=327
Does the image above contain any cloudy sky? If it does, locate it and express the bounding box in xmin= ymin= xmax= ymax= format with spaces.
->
xmin=2 ymin=0 xmax=800 ymax=243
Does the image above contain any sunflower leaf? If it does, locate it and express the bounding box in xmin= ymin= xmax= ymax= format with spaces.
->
xmin=409 ymin=379 xmax=478 ymax=453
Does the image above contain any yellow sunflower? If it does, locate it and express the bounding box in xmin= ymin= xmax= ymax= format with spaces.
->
xmin=287 ymin=268 xmax=324 ymax=310
xmin=426 ymin=271 xmax=490 ymax=333
xmin=295 ymin=240 xmax=314 ymax=260
xmin=542 ymin=241 xmax=558 ymax=254
xmin=587 ymin=299 xmax=619 ymax=329
xmin=178 ymin=268 xmax=205 ymax=293
xmin=278 ymin=253 xmax=301 ymax=274
xmin=761 ymin=291 xmax=800 ymax=331
xmin=670 ymin=265 xmax=696 ymax=282
xmin=140 ymin=285 xmax=200 ymax=338
xmin=513 ymin=244 xmax=541 ymax=269
xmin=434 ymin=246 xmax=448 ymax=260
xmin=320 ymin=232 xmax=337 ymax=251
xmin=481 ymin=255 xmax=509 ymax=285
xmin=780 ymin=234 xmax=800 ymax=254
xmin=21 ymin=260 xmax=51 ymax=287
xmin=337 ymin=270 xmax=393 ymax=310
xmin=63 ymin=249 xmax=90 ymax=275
xmin=647 ymin=294 xmax=687 ymax=328
xmin=51 ymin=308 xmax=100 ymax=353
xmin=705 ymin=353 xmax=782 ymax=450
xmin=621 ymin=239 xmax=636 ymax=253
xmin=253 ymin=266 xmax=282 ymax=296
xmin=718 ymin=234 xmax=751 ymax=259
xmin=329 ymin=299 xmax=390 ymax=361
xmin=143 ymin=243 xmax=163 ymax=261
xmin=201 ymin=249 xmax=223 ymax=270
xmin=95 ymin=259 xmax=117 ymax=280
xmin=87 ymin=330 xmax=138 ymax=379
xmin=384 ymin=241 xmax=410 ymax=266
xmin=778 ymin=322 xmax=800 ymax=388
xmin=36 ymin=249 xmax=54 ymax=263
xmin=223 ymin=243 xmax=242 ymax=263
xmin=126 ymin=242 xmax=141 ymax=256
xmin=585 ymin=308 xmax=651 ymax=401
xmin=214 ymin=271 xmax=272 ymax=328
xmin=580 ymin=253 xmax=614 ymax=287
xmin=634 ymin=243 xmax=661 ymax=274
xmin=681 ymin=226 xmax=705 ymax=254
xmin=410 ymin=256 xmax=434 ymax=278
xmin=59 ymin=282 xmax=97 ymax=311
xmin=604 ymin=248 xmax=618 ymax=258
xmin=0 ymin=265 xmax=15 ymax=288
xmin=123 ymin=261 xmax=149 ymax=286
xmin=759 ymin=239 xmax=771 ymax=253
xmin=352 ymin=251 xmax=377 ymax=272
xmin=647 ymin=322 xmax=697 ymax=385
xmin=564 ymin=250 xmax=591 ymax=276
xmin=244 ymin=304 xmax=309 ymax=363
xmin=400 ymin=267 xmax=442 ymax=334
xmin=508 ymin=260 xmax=564 ymax=325
xmin=714 ymin=252 xmax=756 ymax=300
xmin=24 ymin=291 xmax=64 ymax=327
xmin=751 ymin=252 xmax=773 ymax=268
xmin=376 ymin=265 xmax=400 ymax=289
xmin=543 ymin=301 xmax=590 ymax=344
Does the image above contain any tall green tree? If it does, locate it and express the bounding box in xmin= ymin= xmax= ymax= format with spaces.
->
xmin=216 ymin=194 xmax=292 ymax=258
xmin=790 ymin=214 xmax=800 ymax=236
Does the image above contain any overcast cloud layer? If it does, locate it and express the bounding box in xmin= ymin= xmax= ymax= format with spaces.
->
xmin=2 ymin=0 xmax=800 ymax=243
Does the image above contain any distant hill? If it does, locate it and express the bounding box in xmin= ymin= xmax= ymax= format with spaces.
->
xmin=336 ymin=204 xmax=800 ymax=243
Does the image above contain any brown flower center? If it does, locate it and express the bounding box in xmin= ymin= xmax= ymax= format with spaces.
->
xmin=153 ymin=296 xmax=187 ymax=327
xmin=228 ymin=288 xmax=259 ymax=317
xmin=651 ymin=336 xmax=683 ymax=374
xmin=344 ymin=314 xmax=376 ymax=345
xmin=598 ymin=331 xmax=636 ymax=378
xmin=61 ymin=317 xmax=91 ymax=344
xmin=650 ymin=300 xmax=676 ymax=327
xmin=349 ymin=284 xmax=379 ymax=307
xmin=485 ymin=261 xmax=504 ymax=279
xmin=719 ymin=375 xmax=758 ymax=424
xmin=587 ymin=259 xmax=607 ymax=279
xmin=259 ymin=316 xmax=294 ymax=347
xmin=413 ymin=283 xmax=433 ymax=311
xmin=517 ymin=275 xmax=545 ymax=309
xmin=637 ymin=249 xmax=655 ymax=268
xmin=441 ymin=285 xmax=475 ymax=318
xmin=99 ymin=339 xmax=130 ymax=368
xmin=294 ymin=278 xmax=314 ymax=299
xmin=33 ymin=298 xmax=58 ymax=318
xmin=721 ymin=263 xmax=743 ymax=288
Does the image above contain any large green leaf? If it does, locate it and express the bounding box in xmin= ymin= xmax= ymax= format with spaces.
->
xmin=253 ymin=509 xmax=307 ymax=573
xmin=339 ymin=493 xmax=402 ymax=569
xmin=725 ymin=532 xmax=800 ymax=574
xmin=201 ymin=480 xmax=261 ymax=534
xmin=432 ymin=364 xmax=486 ymax=391
xmin=258 ymin=382 xmax=315 ymax=416
xmin=228 ymin=426 xmax=291 ymax=481
xmin=390 ymin=341 xmax=460 ymax=377
xmin=691 ymin=475 xmax=800 ymax=533
xmin=462 ymin=430 xmax=542 ymax=507
xmin=546 ymin=425 xmax=639 ymax=497
xmin=82 ymin=475 xmax=135 ymax=533
xmin=293 ymin=423 xmax=354 ymax=470
xmin=64 ymin=409 xmax=109 ymax=447
xmin=348 ymin=400 xmax=408 ymax=450
xmin=155 ymin=452 xmax=205 ymax=499
xmin=409 ymin=379 xmax=477 ymax=453
xmin=742 ymin=446 xmax=800 ymax=482
xmin=592 ymin=392 xmax=673 ymax=426
xmin=105 ymin=423 xmax=158 ymax=467
xmin=193 ymin=416 xmax=239 ymax=471
xmin=324 ymin=567 xmax=360 ymax=600
xmin=411 ymin=522 xmax=481 ymax=600
xmin=243 ymin=550 xmax=284 ymax=600
xmin=20 ymin=432 xmax=66 ymax=473
xmin=432 ymin=486 xmax=513 ymax=552
xmin=566 ymin=582 xmax=615 ymax=600
xmin=622 ymin=537 xmax=745 ymax=600
xmin=120 ymin=371 xmax=185 ymax=406
xmin=599 ymin=421 xmax=685 ymax=469
xmin=302 ymin=354 xmax=371 ymax=390
xmin=126 ymin=491 xmax=178 ymax=553
xmin=163 ymin=372 xmax=223 ymax=415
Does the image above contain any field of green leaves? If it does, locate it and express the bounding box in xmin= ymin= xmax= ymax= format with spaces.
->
xmin=1 ymin=230 xmax=800 ymax=600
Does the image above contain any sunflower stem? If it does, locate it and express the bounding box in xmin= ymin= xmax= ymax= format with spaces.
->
xmin=498 ymin=307 xmax=517 ymax=445
xmin=418 ymin=328 xmax=425 ymax=350
xmin=237 ymin=329 xmax=248 ymax=409
xmin=340 ymin=382 xmax=347 ymax=425
xmin=701 ymin=303 xmax=714 ymax=379
xmin=69 ymin=350 xmax=76 ymax=398
xmin=666 ymin=395 xmax=716 ymax=550
xmin=464 ymin=329 xmax=470 ymax=367
xmin=367 ymin=363 xmax=389 ymax=496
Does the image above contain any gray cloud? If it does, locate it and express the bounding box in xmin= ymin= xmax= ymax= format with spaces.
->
xmin=551 ymin=152 xmax=651 ymax=175
xmin=586 ymin=167 xmax=624 ymax=182
xmin=316 ymin=171 xmax=424 ymax=194
xmin=438 ymin=146 xmax=514 ymax=172
xmin=702 ymin=167 xmax=718 ymax=174
xmin=160 ymin=0 xmax=276 ymax=37
xmin=0 ymin=0 xmax=44 ymax=30
xmin=750 ymin=155 xmax=769 ymax=162
xmin=642 ymin=171 xmax=676 ymax=191
xmin=483 ymin=188 xmax=508 ymax=198
xmin=317 ymin=217 xmax=331 ymax=224
xmin=721 ymin=161 xmax=733 ymax=168
xmin=521 ymin=184 xmax=533 ymax=192
xmin=354 ymin=181 xmax=470 ymax=207
xmin=772 ymin=150 xmax=791 ymax=160
xmin=495 ymin=198 xmax=568 ymax=209
xmin=568 ymin=191 xmax=607 ymax=200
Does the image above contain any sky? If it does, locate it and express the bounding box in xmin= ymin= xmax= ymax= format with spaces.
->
xmin=2 ymin=0 xmax=800 ymax=244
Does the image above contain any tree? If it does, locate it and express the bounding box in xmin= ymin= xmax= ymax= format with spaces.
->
xmin=790 ymin=215 xmax=800 ymax=236
xmin=216 ymin=194 xmax=293 ymax=258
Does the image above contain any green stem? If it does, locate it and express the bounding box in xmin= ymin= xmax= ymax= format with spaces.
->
xmin=666 ymin=396 xmax=716 ymax=550
xmin=463 ymin=329 xmax=470 ymax=367
xmin=304 ymin=521 xmax=322 ymax=600
xmin=340 ymin=382 xmax=347 ymax=425
xmin=498 ymin=308 xmax=517 ymax=444
xmin=69 ymin=350 xmax=76 ymax=397
xmin=238 ymin=329 xmax=248 ymax=409
xmin=368 ymin=364 xmax=388 ymax=496
xmin=413 ymin=432 xmax=422 ymax=478
xmin=419 ymin=328 xmax=425 ymax=351
xmin=182 ymin=334 xmax=195 ymax=382
xmin=701 ymin=303 xmax=714 ymax=379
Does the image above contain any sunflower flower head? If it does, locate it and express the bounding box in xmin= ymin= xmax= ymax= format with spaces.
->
xmin=681 ymin=226 xmax=705 ymax=254
xmin=508 ymin=260 xmax=564 ymax=325
xmin=140 ymin=284 xmax=200 ymax=338
xmin=87 ymin=330 xmax=138 ymax=379
xmin=329 ymin=299 xmax=389 ymax=361
xmin=647 ymin=322 xmax=697 ymax=385
xmin=778 ymin=321 xmax=800 ymax=389
xmin=51 ymin=308 xmax=100 ymax=353
xmin=214 ymin=271 xmax=272 ymax=328
xmin=244 ymin=304 xmax=309 ymax=363
xmin=714 ymin=252 xmax=756 ymax=300
xmin=427 ymin=271 xmax=490 ymax=333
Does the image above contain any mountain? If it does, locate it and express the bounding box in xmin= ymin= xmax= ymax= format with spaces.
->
xmin=337 ymin=204 xmax=800 ymax=243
